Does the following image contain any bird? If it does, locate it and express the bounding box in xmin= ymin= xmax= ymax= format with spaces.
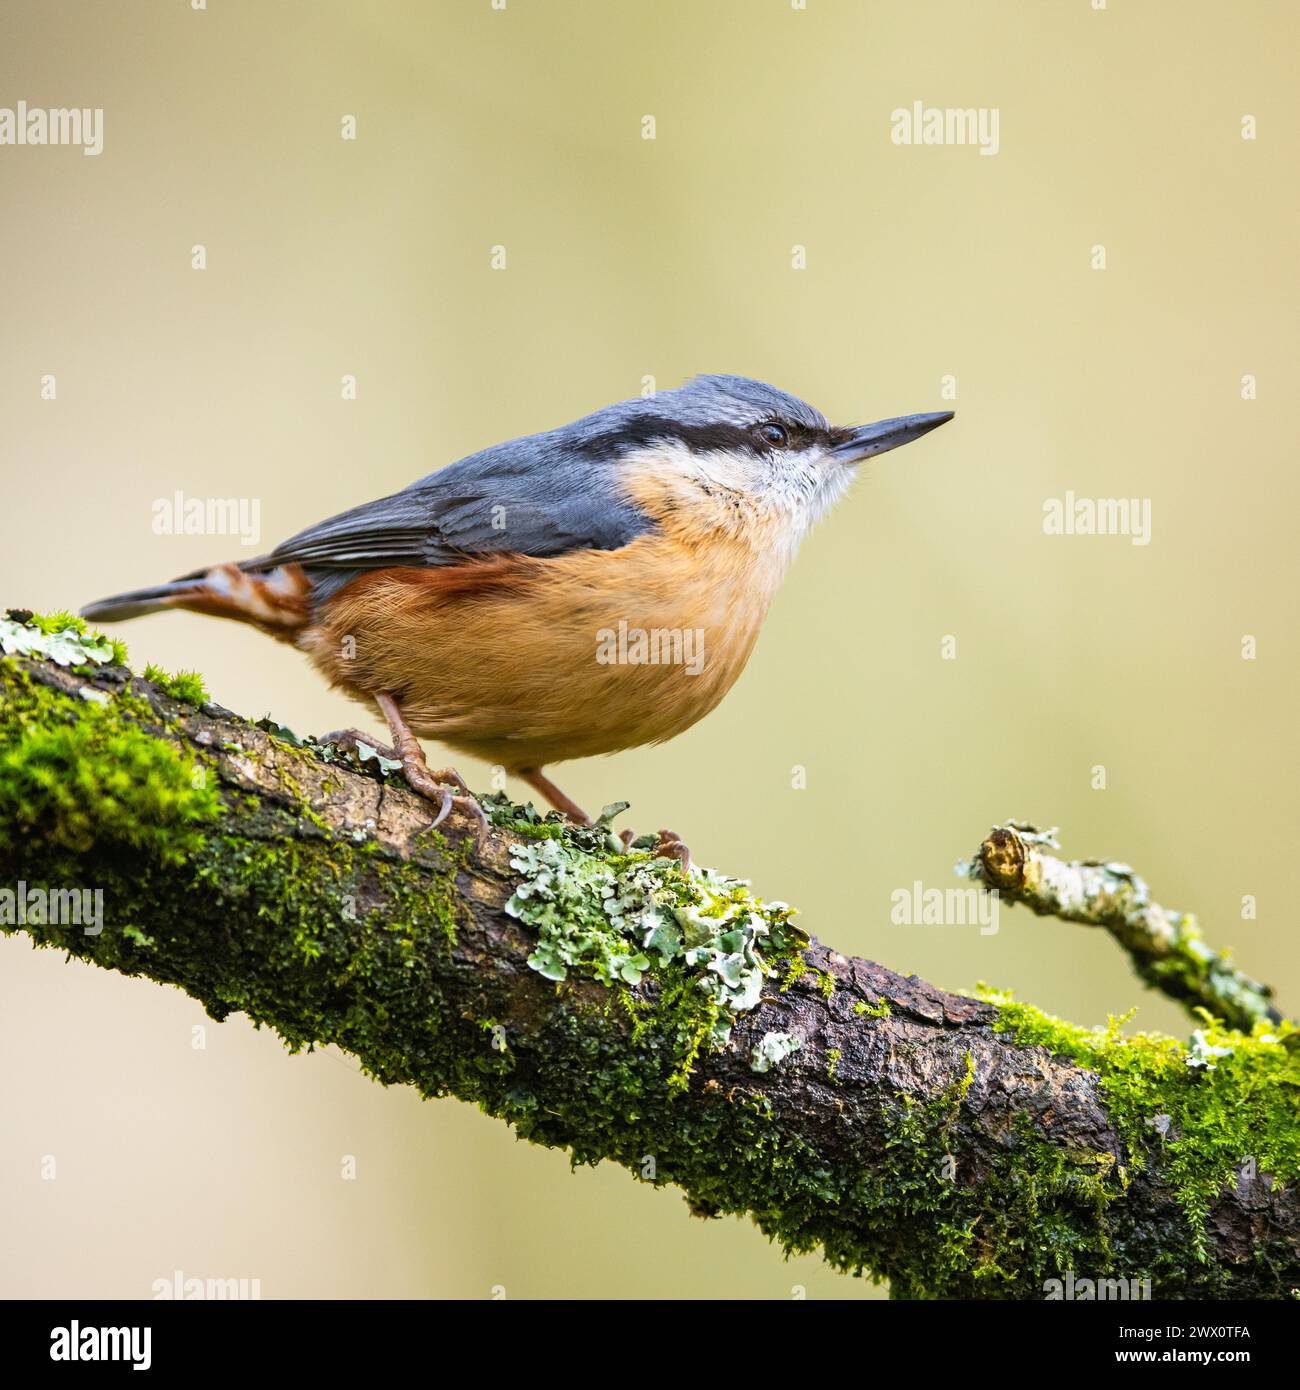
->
xmin=81 ymin=375 xmax=952 ymax=856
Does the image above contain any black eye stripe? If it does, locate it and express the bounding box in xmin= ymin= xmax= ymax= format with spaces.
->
xmin=576 ymin=414 xmax=845 ymax=460
xmin=577 ymin=416 xmax=755 ymax=460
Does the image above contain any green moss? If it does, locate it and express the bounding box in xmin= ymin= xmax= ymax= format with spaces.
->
xmin=780 ymin=955 xmax=809 ymax=991
xmin=268 ymin=756 xmax=336 ymax=837
xmin=840 ymin=1039 xmax=1132 ymax=1298
xmin=649 ymin=963 xmax=728 ymax=1095
xmin=142 ymin=663 xmax=209 ymax=707
xmin=777 ymin=954 xmax=837 ymax=1003
xmin=1129 ymin=912 xmax=1274 ymax=1031
xmin=953 ymin=1050 xmax=976 ymax=1105
xmin=988 ymin=990 xmax=1300 ymax=1261
xmin=28 ymin=611 xmax=88 ymax=635
xmin=381 ymin=831 xmax=464 ymax=948
xmin=0 ymin=662 xmax=219 ymax=861
xmin=855 ymin=999 xmax=891 ymax=1019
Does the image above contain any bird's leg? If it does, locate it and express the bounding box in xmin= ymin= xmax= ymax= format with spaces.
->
xmin=374 ymin=692 xmax=488 ymax=845
xmin=321 ymin=728 xmax=398 ymax=761
xmin=517 ymin=768 xmax=592 ymax=826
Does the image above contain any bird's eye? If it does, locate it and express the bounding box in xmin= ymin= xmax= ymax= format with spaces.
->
xmin=755 ymin=422 xmax=789 ymax=449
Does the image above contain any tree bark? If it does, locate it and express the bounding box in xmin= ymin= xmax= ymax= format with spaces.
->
xmin=2 ymin=618 xmax=1296 ymax=1299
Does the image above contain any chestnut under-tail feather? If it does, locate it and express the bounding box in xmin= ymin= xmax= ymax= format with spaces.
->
xmin=81 ymin=563 xmax=312 ymax=640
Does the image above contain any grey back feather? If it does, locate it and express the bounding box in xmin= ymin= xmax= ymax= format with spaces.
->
xmin=246 ymin=375 xmax=823 ymax=601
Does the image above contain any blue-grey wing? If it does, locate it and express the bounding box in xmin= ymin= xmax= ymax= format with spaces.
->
xmin=259 ymin=433 xmax=655 ymax=586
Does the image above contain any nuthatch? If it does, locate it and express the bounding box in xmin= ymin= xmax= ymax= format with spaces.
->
xmin=83 ymin=376 xmax=952 ymax=852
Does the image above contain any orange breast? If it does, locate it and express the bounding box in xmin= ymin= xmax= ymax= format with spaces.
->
xmin=300 ymin=460 xmax=796 ymax=769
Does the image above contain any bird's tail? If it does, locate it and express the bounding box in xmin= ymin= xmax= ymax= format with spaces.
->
xmin=80 ymin=578 xmax=208 ymax=622
xmin=81 ymin=562 xmax=313 ymax=638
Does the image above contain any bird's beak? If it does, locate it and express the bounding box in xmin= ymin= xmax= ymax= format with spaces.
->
xmin=833 ymin=410 xmax=954 ymax=464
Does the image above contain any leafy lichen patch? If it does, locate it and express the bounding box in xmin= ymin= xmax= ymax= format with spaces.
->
xmin=504 ymin=826 xmax=807 ymax=1056
xmin=1 ymin=611 xmax=123 ymax=669
xmin=751 ymin=1031 xmax=802 ymax=1073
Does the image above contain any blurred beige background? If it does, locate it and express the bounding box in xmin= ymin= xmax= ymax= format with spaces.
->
xmin=1 ymin=0 xmax=1295 ymax=1298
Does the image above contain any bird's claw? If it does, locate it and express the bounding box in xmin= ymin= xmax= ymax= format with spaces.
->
xmin=654 ymin=828 xmax=692 ymax=873
xmin=398 ymin=758 xmax=488 ymax=851
xmin=617 ymin=824 xmax=692 ymax=872
xmin=427 ymin=784 xmax=454 ymax=830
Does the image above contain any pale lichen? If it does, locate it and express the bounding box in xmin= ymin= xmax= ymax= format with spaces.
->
xmin=504 ymin=830 xmax=807 ymax=1049
xmin=751 ymin=1031 xmax=802 ymax=1073
xmin=1 ymin=611 xmax=122 ymax=668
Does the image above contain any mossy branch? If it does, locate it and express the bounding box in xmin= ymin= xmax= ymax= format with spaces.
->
xmin=966 ymin=822 xmax=1281 ymax=1034
xmin=2 ymin=614 xmax=1298 ymax=1299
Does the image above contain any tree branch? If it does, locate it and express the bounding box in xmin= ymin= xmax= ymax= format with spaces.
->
xmin=963 ymin=822 xmax=1280 ymax=1034
xmin=2 ymin=613 xmax=1297 ymax=1299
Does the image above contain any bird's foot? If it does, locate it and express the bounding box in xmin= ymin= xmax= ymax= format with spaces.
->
xmin=322 ymin=728 xmax=399 ymax=762
xmin=371 ymin=691 xmax=489 ymax=849
xmin=399 ymin=757 xmax=489 ymax=847
xmin=618 ymin=825 xmax=692 ymax=873
xmin=653 ymin=828 xmax=692 ymax=873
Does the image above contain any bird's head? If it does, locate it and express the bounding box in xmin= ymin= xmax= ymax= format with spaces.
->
xmin=564 ymin=374 xmax=953 ymax=549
